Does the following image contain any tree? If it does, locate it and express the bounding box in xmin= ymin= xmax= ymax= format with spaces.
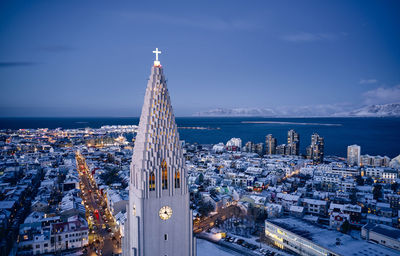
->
xmin=197 ymin=173 xmax=204 ymax=184
xmin=355 ymin=175 xmax=364 ymax=186
xmin=340 ymin=219 xmax=351 ymax=234
xmin=391 ymin=182 xmax=399 ymax=192
xmin=349 ymin=188 xmax=357 ymax=204
xmin=198 ymin=200 xmax=214 ymax=216
xmin=373 ymin=184 xmax=382 ymax=200
xmin=365 ymin=177 xmax=374 ymax=185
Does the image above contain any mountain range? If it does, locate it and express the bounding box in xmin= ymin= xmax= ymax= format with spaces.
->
xmin=194 ymin=103 xmax=400 ymax=117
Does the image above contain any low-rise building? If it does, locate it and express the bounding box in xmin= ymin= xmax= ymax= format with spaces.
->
xmin=302 ymin=198 xmax=328 ymax=217
xmin=362 ymin=223 xmax=400 ymax=251
xmin=265 ymin=217 xmax=398 ymax=256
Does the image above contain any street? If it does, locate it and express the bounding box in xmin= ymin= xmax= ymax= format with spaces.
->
xmin=194 ymin=204 xmax=243 ymax=233
xmin=76 ymin=152 xmax=122 ymax=256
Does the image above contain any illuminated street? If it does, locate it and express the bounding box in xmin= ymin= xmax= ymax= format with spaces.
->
xmin=194 ymin=204 xmax=243 ymax=233
xmin=76 ymin=152 xmax=122 ymax=255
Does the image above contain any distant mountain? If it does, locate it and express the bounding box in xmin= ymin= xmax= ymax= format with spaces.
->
xmin=345 ymin=103 xmax=400 ymax=117
xmin=194 ymin=103 xmax=400 ymax=117
xmin=194 ymin=108 xmax=277 ymax=117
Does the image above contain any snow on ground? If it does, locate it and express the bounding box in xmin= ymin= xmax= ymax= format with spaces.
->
xmin=197 ymin=239 xmax=243 ymax=256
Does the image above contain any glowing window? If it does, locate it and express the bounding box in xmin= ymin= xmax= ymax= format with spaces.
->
xmin=149 ymin=172 xmax=155 ymax=191
xmin=162 ymin=160 xmax=168 ymax=189
xmin=175 ymin=171 xmax=180 ymax=188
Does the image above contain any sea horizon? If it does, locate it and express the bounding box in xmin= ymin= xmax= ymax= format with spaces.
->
xmin=1 ymin=116 xmax=399 ymax=159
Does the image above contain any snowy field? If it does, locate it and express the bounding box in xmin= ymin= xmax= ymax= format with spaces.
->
xmin=197 ymin=239 xmax=243 ymax=256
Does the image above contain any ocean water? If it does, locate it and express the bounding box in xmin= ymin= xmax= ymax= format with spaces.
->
xmin=0 ymin=117 xmax=399 ymax=158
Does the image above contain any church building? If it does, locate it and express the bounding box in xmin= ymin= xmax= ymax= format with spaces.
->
xmin=122 ymin=49 xmax=196 ymax=256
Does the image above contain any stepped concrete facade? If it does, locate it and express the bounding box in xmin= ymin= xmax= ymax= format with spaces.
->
xmin=123 ymin=55 xmax=195 ymax=256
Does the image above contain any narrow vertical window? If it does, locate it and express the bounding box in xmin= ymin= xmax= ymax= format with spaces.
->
xmin=162 ymin=160 xmax=168 ymax=189
xmin=164 ymin=234 xmax=168 ymax=240
xmin=149 ymin=172 xmax=155 ymax=191
xmin=174 ymin=171 xmax=180 ymax=188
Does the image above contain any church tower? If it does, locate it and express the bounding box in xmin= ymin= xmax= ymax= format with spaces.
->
xmin=123 ymin=49 xmax=196 ymax=256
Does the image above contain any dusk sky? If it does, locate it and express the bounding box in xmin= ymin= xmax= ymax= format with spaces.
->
xmin=1 ymin=0 xmax=400 ymax=117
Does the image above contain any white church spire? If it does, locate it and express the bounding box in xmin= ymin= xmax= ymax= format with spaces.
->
xmin=123 ymin=51 xmax=195 ymax=256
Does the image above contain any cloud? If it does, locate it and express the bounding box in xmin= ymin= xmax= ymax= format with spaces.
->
xmin=119 ymin=12 xmax=258 ymax=31
xmin=363 ymin=85 xmax=400 ymax=105
xmin=359 ymin=79 xmax=378 ymax=84
xmin=0 ymin=61 xmax=38 ymax=68
xmin=281 ymin=32 xmax=338 ymax=42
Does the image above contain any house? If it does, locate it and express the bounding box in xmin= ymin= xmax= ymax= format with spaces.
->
xmin=265 ymin=203 xmax=283 ymax=218
xmin=276 ymin=193 xmax=300 ymax=211
xmin=302 ymin=198 xmax=328 ymax=217
xmin=31 ymin=200 xmax=48 ymax=212
xmin=362 ymin=223 xmax=400 ymax=251
xmin=289 ymin=205 xmax=305 ymax=218
xmin=329 ymin=203 xmax=362 ymax=226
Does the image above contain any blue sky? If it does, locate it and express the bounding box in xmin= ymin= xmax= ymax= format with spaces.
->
xmin=0 ymin=0 xmax=399 ymax=117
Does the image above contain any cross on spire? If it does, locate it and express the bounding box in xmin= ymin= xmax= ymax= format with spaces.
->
xmin=152 ymin=48 xmax=162 ymax=67
xmin=153 ymin=48 xmax=161 ymax=61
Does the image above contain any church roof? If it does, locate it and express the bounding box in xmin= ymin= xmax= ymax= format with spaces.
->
xmin=131 ymin=65 xmax=186 ymax=197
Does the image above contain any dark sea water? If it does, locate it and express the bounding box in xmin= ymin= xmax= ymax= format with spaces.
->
xmin=0 ymin=117 xmax=399 ymax=158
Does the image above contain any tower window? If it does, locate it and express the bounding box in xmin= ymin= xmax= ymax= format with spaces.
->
xmin=164 ymin=234 xmax=168 ymax=240
xmin=174 ymin=171 xmax=180 ymax=188
xmin=162 ymin=160 xmax=168 ymax=189
xmin=149 ymin=172 xmax=155 ymax=191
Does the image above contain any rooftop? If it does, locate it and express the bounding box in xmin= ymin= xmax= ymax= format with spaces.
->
xmin=268 ymin=217 xmax=398 ymax=256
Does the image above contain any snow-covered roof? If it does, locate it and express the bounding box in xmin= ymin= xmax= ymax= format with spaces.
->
xmin=268 ymin=217 xmax=398 ymax=256
xmin=289 ymin=205 xmax=304 ymax=213
xmin=302 ymin=198 xmax=327 ymax=206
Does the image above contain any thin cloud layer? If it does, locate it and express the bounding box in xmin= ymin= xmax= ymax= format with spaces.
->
xmin=281 ymin=32 xmax=338 ymax=42
xmin=119 ymin=12 xmax=259 ymax=31
xmin=363 ymin=85 xmax=400 ymax=105
xmin=360 ymin=79 xmax=378 ymax=84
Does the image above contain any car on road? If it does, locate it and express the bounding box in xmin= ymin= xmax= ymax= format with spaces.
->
xmin=236 ymin=239 xmax=244 ymax=245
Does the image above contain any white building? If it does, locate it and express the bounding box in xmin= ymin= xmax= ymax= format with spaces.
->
xmin=123 ymin=52 xmax=195 ymax=256
xmin=276 ymin=193 xmax=300 ymax=211
xmin=347 ymin=144 xmax=361 ymax=166
xmin=361 ymin=223 xmax=400 ymax=251
xmin=265 ymin=217 xmax=398 ymax=256
xmin=18 ymin=215 xmax=88 ymax=255
xmin=226 ymin=138 xmax=242 ymax=151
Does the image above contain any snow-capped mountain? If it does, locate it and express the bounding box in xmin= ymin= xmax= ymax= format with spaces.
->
xmin=346 ymin=103 xmax=400 ymax=117
xmin=194 ymin=103 xmax=400 ymax=117
xmin=194 ymin=108 xmax=277 ymax=117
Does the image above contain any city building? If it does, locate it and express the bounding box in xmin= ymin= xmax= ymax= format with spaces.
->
xmin=265 ymin=134 xmax=277 ymax=155
xmin=255 ymin=142 xmax=264 ymax=156
xmin=364 ymin=167 xmax=399 ymax=183
xmin=244 ymin=141 xmax=255 ymax=153
xmin=361 ymin=155 xmax=391 ymax=167
xmin=347 ymin=144 xmax=361 ymax=166
xmin=287 ymin=129 xmax=300 ymax=155
xmin=226 ymin=138 xmax=242 ymax=151
xmin=361 ymin=223 xmax=400 ymax=251
xmin=18 ymin=215 xmax=89 ymax=255
xmin=306 ymin=133 xmax=324 ymax=164
xmin=265 ymin=217 xmax=397 ymax=256
xmin=122 ymin=50 xmax=195 ymax=256
xmin=275 ymin=144 xmax=288 ymax=155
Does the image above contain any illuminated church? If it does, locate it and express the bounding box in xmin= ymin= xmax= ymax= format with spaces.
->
xmin=122 ymin=49 xmax=196 ymax=256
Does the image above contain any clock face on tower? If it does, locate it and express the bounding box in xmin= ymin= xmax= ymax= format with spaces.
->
xmin=159 ymin=206 xmax=173 ymax=220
